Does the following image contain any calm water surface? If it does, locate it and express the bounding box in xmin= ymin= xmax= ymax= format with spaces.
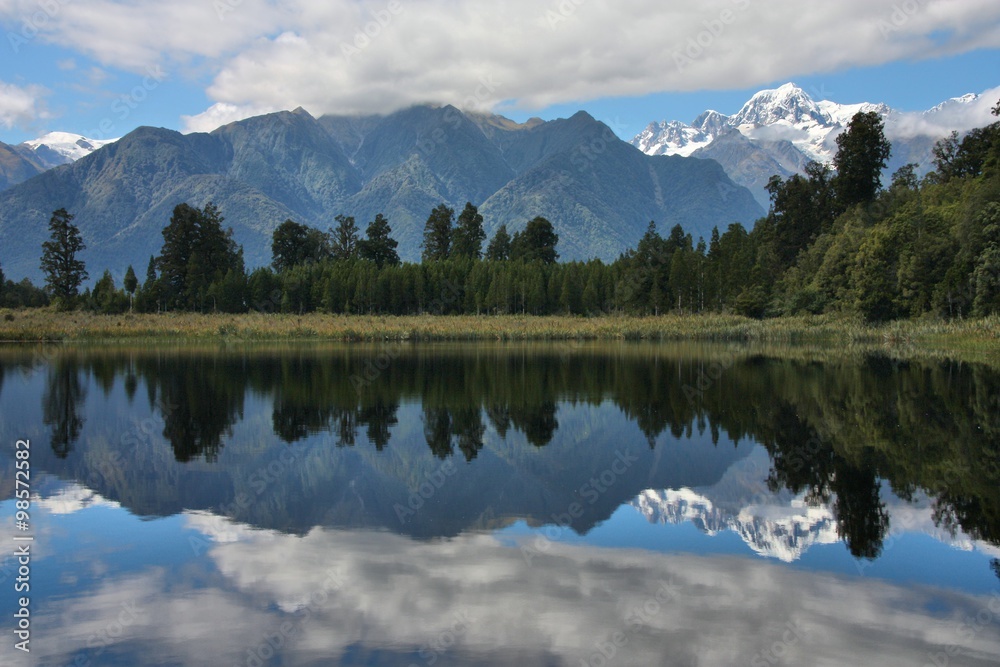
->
xmin=0 ymin=342 xmax=998 ymax=666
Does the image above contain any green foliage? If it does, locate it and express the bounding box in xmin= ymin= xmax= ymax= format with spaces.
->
xmin=485 ymin=224 xmax=511 ymax=261
xmin=932 ymin=124 xmax=1000 ymax=183
xmin=330 ymin=215 xmax=359 ymax=261
xmin=40 ymin=208 xmax=88 ymax=306
xmin=88 ymin=269 xmax=129 ymax=314
xmin=511 ymin=217 xmax=559 ymax=264
xmin=358 ymin=214 xmax=400 ymax=268
xmin=156 ymin=203 xmax=245 ymax=312
xmin=833 ymin=111 xmax=892 ymax=208
xmin=451 ymin=203 xmax=486 ymax=260
xmin=0 ymin=276 xmax=49 ymax=308
xmin=272 ymin=219 xmax=330 ymax=271
xmin=422 ymin=204 xmax=454 ymax=262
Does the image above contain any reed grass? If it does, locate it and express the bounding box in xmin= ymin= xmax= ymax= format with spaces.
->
xmin=0 ymin=308 xmax=997 ymax=353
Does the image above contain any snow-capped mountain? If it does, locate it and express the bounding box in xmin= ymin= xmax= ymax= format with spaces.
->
xmin=19 ymin=131 xmax=118 ymax=170
xmin=631 ymin=487 xmax=839 ymax=563
xmin=629 ymin=445 xmax=1000 ymax=563
xmin=632 ymin=83 xmax=998 ymax=207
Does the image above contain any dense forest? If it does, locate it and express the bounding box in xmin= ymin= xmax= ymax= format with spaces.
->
xmin=3 ymin=103 xmax=999 ymax=322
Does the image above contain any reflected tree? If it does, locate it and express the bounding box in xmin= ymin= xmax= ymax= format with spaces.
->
xmin=43 ymin=359 xmax=86 ymax=459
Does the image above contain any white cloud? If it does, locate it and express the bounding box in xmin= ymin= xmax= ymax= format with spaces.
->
xmin=180 ymin=101 xmax=280 ymax=134
xmin=4 ymin=0 xmax=1000 ymax=128
xmin=0 ymin=80 xmax=49 ymax=130
xmin=11 ymin=521 xmax=1000 ymax=667
xmin=886 ymin=85 xmax=1000 ymax=139
xmin=196 ymin=0 xmax=1000 ymax=120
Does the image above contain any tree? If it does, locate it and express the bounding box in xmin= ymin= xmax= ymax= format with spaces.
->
xmin=40 ymin=208 xmax=88 ymax=305
xmin=422 ymin=204 xmax=454 ymax=262
xmin=123 ymin=265 xmax=138 ymax=311
xmin=358 ymin=213 xmax=400 ymax=268
xmin=833 ymin=111 xmax=891 ymax=208
xmin=157 ymin=202 xmax=242 ymax=310
xmin=90 ymin=269 xmax=127 ymax=314
xmin=452 ymin=202 xmax=486 ymax=259
xmin=510 ymin=217 xmax=559 ymax=264
xmin=273 ymin=219 xmax=329 ymax=271
xmin=331 ymin=215 xmax=359 ymax=261
xmin=486 ymin=224 xmax=512 ymax=261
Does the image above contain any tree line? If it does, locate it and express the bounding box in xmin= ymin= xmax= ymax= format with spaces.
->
xmin=3 ymin=101 xmax=999 ymax=321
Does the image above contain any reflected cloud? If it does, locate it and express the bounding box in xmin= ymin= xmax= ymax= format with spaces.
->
xmin=11 ymin=515 xmax=997 ymax=667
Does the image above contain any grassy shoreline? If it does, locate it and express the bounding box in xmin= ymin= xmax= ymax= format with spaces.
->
xmin=1 ymin=308 xmax=998 ymax=349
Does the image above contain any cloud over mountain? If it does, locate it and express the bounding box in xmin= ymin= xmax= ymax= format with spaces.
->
xmin=4 ymin=0 xmax=999 ymax=126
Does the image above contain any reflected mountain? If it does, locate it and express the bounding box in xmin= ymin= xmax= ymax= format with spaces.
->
xmin=0 ymin=343 xmax=998 ymax=557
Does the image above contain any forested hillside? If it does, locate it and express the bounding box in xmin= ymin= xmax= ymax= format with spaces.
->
xmin=4 ymin=105 xmax=999 ymax=323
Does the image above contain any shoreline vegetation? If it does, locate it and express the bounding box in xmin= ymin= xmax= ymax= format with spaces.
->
xmin=1 ymin=309 xmax=997 ymax=354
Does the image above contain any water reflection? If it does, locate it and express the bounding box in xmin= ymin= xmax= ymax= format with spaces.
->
xmin=1 ymin=343 xmax=999 ymax=557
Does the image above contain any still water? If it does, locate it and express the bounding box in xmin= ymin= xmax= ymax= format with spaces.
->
xmin=0 ymin=342 xmax=998 ymax=666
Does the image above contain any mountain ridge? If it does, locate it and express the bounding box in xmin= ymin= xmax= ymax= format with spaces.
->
xmin=0 ymin=106 xmax=762 ymax=283
xmin=632 ymin=82 xmax=997 ymax=207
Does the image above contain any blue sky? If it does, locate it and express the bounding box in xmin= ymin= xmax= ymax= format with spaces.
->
xmin=1 ymin=0 xmax=999 ymax=145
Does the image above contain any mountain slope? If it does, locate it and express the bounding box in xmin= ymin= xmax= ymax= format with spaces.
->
xmin=0 ymin=107 xmax=762 ymax=282
xmin=0 ymin=141 xmax=45 ymax=191
xmin=633 ymin=83 xmax=995 ymax=208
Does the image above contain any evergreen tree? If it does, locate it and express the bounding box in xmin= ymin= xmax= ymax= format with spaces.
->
xmin=833 ymin=111 xmax=891 ymax=208
xmin=42 ymin=208 xmax=87 ymax=307
xmin=90 ymin=269 xmax=127 ymax=314
xmin=452 ymin=202 xmax=486 ymax=259
xmin=331 ymin=215 xmax=359 ymax=261
xmin=40 ymin=208 xmax=88 ymax=306
xmin=422 ymin=204 xmax=454 ymax=262
xmin=358 ymin=214 xmax=400 ymax=268
xmin=123 ymin=265 xmax=137 ymax=311
xmin=510 ymin=217 xmax=559 ymax=264
xmin=157 ymin=203 xmax=241 ymax=310
xmin=486 ymin=224 xmax=512 ymax=261
xmin=273 ymin=219 xmax=329 ymax=271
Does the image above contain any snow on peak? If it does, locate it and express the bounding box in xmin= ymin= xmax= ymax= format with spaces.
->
xmin=731 ymin=83 xmax=829 ymax=128
xmin=21 ymin=131 xmax=118 ymax=165
xmin=631 ymin=487 xmax=838 ymax=562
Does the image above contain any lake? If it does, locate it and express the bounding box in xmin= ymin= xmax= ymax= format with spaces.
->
xmin=1 ymin=342 xmax=998 ymax=666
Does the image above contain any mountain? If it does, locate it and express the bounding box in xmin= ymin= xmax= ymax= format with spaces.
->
xmin=0 ymin=140 xmax=45 ymax=191
xmin=629 ymin=445 xmax=997 ymax=562
xmin=0 ymin=132 xmax=120 ymax=194
xmin=632 ymin=83 xmax=994 ymax=208
xmin=17 ymin=131 xmax=118 ymax=170
xmin=0 ymin=106 xmax=762 ymax=283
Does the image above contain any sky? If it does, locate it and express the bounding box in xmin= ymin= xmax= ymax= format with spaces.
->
xmin=1 ymin=0 xmax=999 ymax=146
